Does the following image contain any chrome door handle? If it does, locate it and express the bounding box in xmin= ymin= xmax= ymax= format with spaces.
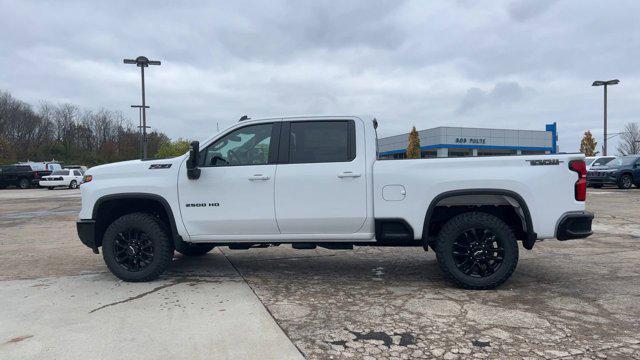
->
xmin=337 ymin=171 xmax=361 ymax=178
xmin=248 ymin=174 xmax=270 ymax=181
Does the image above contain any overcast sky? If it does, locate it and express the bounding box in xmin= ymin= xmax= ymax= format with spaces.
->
xmin=1 ymin=0 xmax=639 ymax=152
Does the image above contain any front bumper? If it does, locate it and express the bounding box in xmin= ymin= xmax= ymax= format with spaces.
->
xmin=556 ymin=211 xmax=594 ymax=240
xmin=587 ymin=171 xmax=618 ymax=186
xmin=76 ymin=220 xmax=98 ymax=253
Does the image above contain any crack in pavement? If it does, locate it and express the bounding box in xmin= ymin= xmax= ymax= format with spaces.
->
xmin=89 ymin=282 xmax=179 ymax=313
xmin=88 ymin=277 xmax=222 ymax=314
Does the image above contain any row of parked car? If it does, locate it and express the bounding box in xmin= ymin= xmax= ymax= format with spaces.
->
xmin=0 ymin=162 xmax=87 ymax=190
xmin=586 ymin=155 xmax=640 ymax=189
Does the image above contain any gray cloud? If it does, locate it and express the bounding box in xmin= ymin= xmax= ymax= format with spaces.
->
xmin=457 ymin=81 xmax=527 ymax=114
xmin=1 ymin=0 xmax=639 ymax=152
xmin=507 ymin=0 xmax=557 ymax=22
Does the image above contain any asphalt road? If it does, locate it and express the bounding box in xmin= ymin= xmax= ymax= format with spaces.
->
xmin=1 ymin=188 xmax=639 ymax=359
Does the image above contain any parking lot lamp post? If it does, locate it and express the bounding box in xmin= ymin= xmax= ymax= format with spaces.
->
xmin=131 ymin=105 xmax=150 ymax=159
xmin=592 ymin=79 xmax=620 ymax=156
xmin=124 ymin=56 xmax=161 ymax=159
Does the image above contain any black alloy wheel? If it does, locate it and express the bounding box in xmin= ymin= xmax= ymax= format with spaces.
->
xmin=435 ymin=212 xmax=518 ymax=290
xmin=113 ymin=229 xmax=155 ymax=272
xmin=102 ymin=212 xmax=174 ymax=282
xmin=452 ymin=228 xmax=504 ymax=278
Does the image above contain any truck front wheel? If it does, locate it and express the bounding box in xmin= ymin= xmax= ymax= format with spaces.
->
xmin=434 ymin=212 xmax=518 ymax=290
xmin=102 ymin=212 xmax=174 ymax=282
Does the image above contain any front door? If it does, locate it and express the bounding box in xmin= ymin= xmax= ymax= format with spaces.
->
xmin=274 ymin=119 xmax=368 ymax=234
xmin=178 ymin=122 xmax=280 ymax=237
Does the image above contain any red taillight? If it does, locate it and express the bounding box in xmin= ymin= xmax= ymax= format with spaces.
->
xmin=569 ymin=160 xmax=586 ymax=201
xmin=34 ymin=171 xmax=40 ymax=178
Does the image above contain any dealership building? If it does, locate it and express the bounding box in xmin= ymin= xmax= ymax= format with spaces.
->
xmin=378 ymin=123 xmax=558 ymax=158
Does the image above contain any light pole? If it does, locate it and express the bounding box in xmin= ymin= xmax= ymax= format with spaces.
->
xmin=124 ymin=56 xmax=161 ymax=159
xmin=131 ymin=105 xmax=150 ymax=158
xmin=592 ymin=79 xmax=620 ymax=156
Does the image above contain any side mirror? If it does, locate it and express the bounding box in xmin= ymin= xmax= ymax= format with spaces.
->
xmin=187 ymin=141 xmax=201 ymax=180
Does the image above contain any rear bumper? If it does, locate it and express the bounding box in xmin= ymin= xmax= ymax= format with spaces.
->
xmin=76 ymin=219 xmax=98 ymax=253
xmin=556 ymin=211 xmax=594 ymax=240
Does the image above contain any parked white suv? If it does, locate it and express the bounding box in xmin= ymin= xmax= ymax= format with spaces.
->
xmin=40 ymin=169 xmax=84 ymax=190
xmin=77 ymin=116 xmax=593 ymax=289
xmin=585 ymin=156 xmax=615 ymax=171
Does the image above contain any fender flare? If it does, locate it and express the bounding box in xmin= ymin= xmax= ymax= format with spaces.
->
xmin=421 ymin=189 xmax=535 ymax=241
xmin=92 ymin=193 xmax=179 ymax=243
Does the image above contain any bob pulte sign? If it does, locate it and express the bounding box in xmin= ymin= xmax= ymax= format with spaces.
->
xmin=454 ymin=137 xmax=487 ymax=145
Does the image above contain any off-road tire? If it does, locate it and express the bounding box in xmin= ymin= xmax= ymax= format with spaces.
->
xmin=18 ymin=178 xmax=30 ymax=189
xmin=102 ymin=212 xmax=174 ymax=282
xmin=69 ymin=180 xmax=78 ymax=189
xmin=435 ymin=212 xmax=519 ymax=290
xmin=175 ymin=241 xmax=215 ymax=256
xmin=618 ymin=174 xmax=633 ymax=189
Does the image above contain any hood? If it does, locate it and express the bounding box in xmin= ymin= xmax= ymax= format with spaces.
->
xmin=86 ymin=156 xmax=186 ymax=179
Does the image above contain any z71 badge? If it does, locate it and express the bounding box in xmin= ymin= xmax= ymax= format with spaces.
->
xmin=526 ymin=159 xmax=561 ymax=166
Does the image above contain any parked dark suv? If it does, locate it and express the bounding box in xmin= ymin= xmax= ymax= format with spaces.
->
xmin=587 ymin=155 xmax=640 ymax=189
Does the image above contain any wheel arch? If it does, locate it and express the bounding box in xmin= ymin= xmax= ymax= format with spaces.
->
xmin=92 ymin=193 xmax=178 ymax=248
xmin=422 ymin=189 xmax=535 ymax=243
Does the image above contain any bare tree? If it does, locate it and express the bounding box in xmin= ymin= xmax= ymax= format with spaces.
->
xmin=617 ymin=122 xmax=640 ymax=155
xmin=0 ymin=89 xmax=174 ymax=165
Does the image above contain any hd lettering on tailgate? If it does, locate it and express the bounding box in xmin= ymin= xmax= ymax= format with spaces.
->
xmin=526 ymin=159 xmax=561 ymax=166
xmin=185 ymin=203 xmax=220 ymax=208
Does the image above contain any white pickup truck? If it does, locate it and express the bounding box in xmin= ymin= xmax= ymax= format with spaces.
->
xmin=77 ymin=116 xmax=593 ymax=289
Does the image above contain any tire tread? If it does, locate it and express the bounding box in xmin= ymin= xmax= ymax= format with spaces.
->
xmin=435 ymin=212 xmax=518 ymax=290
xmin=102 ymin=212 xmax=174 ymax=282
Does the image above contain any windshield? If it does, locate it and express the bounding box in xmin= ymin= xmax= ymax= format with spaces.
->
xmin=592 ymin=157 xmax=614 ymax=166
xmin=607 ymin=157 xmax=639 ymax=166
xmin=51 ymin=170 xmax=69 ymax=175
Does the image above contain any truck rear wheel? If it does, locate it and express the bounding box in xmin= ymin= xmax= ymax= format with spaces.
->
xmin=175 ymin=241 xmax=215 ymax=256
xmin=18 ymin=178 xmax=30 ymax=189
xmin=434 ymin=212 xmax=518 ymax=290
xmin=102 ymin=212 xmax=174 ymax=282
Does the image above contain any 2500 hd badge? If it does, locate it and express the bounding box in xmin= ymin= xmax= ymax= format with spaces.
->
xmin=185 ymin=202 xmax=220 ymax=207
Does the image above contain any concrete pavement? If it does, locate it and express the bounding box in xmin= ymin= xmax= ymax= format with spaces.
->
xmin=1 ymin=188 xmax=640 ymax=359
xmin=0 ymin=189 xmax=303 ymax=360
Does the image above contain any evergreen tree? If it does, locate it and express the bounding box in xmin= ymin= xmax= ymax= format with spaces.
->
xmin=406 ymin=126 xmax=421 ymax=159
xmin=579 ymin=130 xmax=598 ymax=156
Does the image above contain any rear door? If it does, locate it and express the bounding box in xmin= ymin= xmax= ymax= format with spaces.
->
xmin=274 ymin=119 xmax=367 ymax=234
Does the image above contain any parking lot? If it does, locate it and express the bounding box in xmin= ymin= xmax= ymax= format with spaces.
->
xmin=1 ymin=188 xmax=639 ymax=359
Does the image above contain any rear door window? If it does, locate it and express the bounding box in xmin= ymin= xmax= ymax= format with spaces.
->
xmin=287 ymin=121 xmax=355 ymax=164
